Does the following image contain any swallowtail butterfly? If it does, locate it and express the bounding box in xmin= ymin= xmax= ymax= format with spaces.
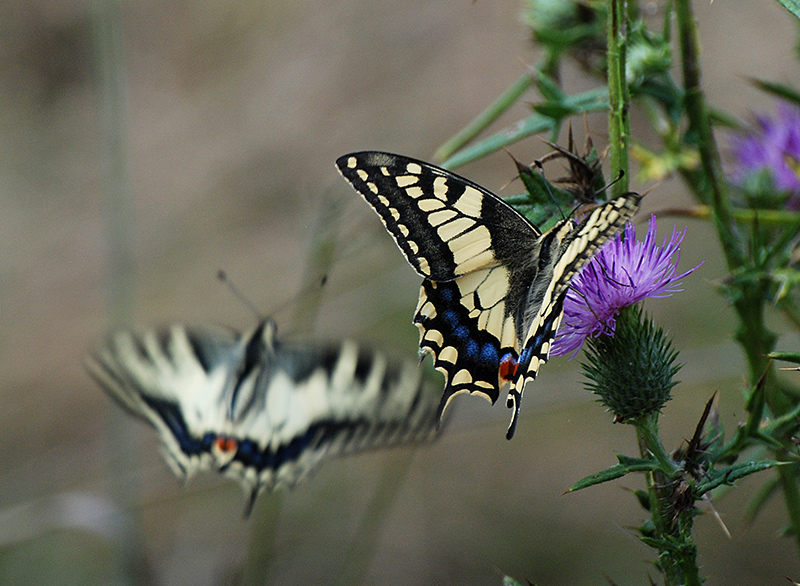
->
xmin=87 ymin=319 xmax=439 ymax=513
xmin=336 ymin=151 xmax=640 ymax=439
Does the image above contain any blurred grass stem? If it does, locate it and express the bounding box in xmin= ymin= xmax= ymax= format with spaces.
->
xmin=90 ymin=0 xmax=145 ymax=583
xmin=334 ymin=451 xmax=418 ymax=586
xmin=239 ymin=492 xmax=284 ymax=586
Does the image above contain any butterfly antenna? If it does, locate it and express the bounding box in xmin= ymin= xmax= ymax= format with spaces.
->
xmin=597 ymin=169 xmax=625 ymax=197
xmin=217 ymin=270 xmax=329 ymax=323
xmin=217 ymin=270 xmax=262 ymax=320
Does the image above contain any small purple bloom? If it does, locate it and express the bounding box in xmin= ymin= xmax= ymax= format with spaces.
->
xmin=729 ymin=102 xmax=800 ymax=201
xmin=552 ymin=216 xmax=701 ymax=357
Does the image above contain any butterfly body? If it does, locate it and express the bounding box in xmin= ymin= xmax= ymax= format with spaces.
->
xmin=88 ymin=319 xmax=439 ymax=512
xmin=337 ymin=151 xmax=640 ymax=438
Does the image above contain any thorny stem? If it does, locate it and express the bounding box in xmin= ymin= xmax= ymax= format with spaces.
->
xmin=674 ymin=0 xmax=741 ymax=269
xmin=607 ymin=0 xmax=630 ymax=196
xmin=607 ymin=7 xmax=700 ymax=579
xmin=635 ymin=413 xmax=701 ymax=586
xmin=673 ymin=0 xmax=800 ymax=556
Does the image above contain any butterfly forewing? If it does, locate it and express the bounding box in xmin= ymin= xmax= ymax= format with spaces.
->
xmin=87 ymin=320 xmax=440 ymax=512
xmin=336 ymin=152 xmax=539 ymax=281
xmin=338 ymin=151 xmax=640 ymax=438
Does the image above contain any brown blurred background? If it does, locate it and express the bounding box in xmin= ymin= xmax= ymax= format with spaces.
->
xmin=2 ymin=0 xmax=800 ymax=584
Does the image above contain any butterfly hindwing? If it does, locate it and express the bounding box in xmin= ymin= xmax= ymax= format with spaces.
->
xmin=87 ymin=319 xmax=440 ymax=513
xmin=414 ymin=268 xmax=520 ymax=418
xmin=337 ymin=151 xmax=543 ymax=415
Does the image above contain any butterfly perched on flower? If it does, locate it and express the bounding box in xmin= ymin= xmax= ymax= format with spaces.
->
xmin=87 ymin=319 xmax=440 ymax=514
xmin=337 ymin=151 xmax=640 ymax=439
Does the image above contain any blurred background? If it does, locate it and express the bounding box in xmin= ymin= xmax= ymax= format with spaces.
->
xmin=2 ymin=0 xmax=800 ymax=584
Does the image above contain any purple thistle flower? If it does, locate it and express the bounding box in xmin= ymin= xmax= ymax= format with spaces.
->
xmin=729 ymin=102 xmax=800 ymax=202
xmin=552 ymin=216 xmax=701 ymax=357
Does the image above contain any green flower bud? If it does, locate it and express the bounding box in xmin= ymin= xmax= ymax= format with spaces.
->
xmin=582 ymin=305 xmax=680 ymax=422
xmin=626 ymin=23 xmax=672 ymax=90
xmin=522 ymin=0 xmax=606 ymax=63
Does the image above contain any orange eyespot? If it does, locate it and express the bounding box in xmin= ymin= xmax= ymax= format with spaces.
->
xmin=499 ymin=354 xmax=518 ymax=381
xmin=214 ymin=436 xmax=238 ymax=453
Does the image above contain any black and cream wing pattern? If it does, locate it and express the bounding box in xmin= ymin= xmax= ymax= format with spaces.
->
xmin=87 ymin=319 xmax=439 ymax=513
xmin=336 ymin=151 xmax=640 ymax=439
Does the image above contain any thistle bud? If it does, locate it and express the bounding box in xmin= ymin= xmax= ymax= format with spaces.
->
xmin=582 ymin=305 xmax=680 ymax=422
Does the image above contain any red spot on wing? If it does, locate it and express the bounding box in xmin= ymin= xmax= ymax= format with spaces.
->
xmin=214 ymin=436 xmax=238 ymax=453
xmin=499 ymin=353 xmax=518 ymax=381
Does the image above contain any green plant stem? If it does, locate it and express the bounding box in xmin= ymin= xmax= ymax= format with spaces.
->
xmin=674 ymin=0 xmax=742 ymax=269
xmin=606 ymin=7 xmax=701 ymax=574
xmin=635 ymin=413 xmax=677 ymax=474
xmin=672 ymin=3 xmax=800 ymax=547
xmin=732 ymin=288 xmax=778 ymax=393
xmin=441 ymin=89 xmax=609 ymax=169
xmin=635 ymin=413 xmax=701 ymax=586
xmin=435 ymin=52 xmax=561 ymax=164
xmin=607 ymin=0 xmax=630 ymax=196
xmin=435 ymin=72 xmax=535 ymax=163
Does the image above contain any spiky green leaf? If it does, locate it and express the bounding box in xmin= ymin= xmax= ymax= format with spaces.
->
xmin=695 ymin=460 xmax=785 ymax=496
xmin=569 ymin=455 xmax=659 ymax=492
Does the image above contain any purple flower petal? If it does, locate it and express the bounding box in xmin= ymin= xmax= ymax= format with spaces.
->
xmin=551 ymin=216 xmax=701 ymax=357
xmin=729 ymin=102 xmax=800 ymax=198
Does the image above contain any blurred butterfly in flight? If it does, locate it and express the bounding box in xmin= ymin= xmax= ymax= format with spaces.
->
xmin=87 ymin=318 xmax=440 ymax=514
xmin=337 ymin=151 xmax=639 ymax=439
